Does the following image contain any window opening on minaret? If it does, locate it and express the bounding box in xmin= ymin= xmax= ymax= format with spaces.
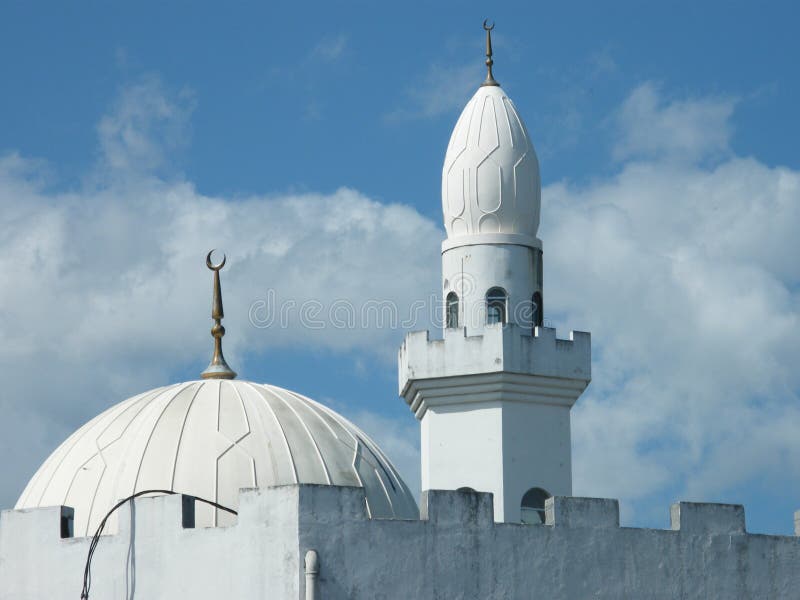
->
xmin=536 ymin=249 xmax=543 ymax=289
xmin=521 ymin=487 xmax=551 ymax=524
xmin=446 ymin=292 xmax=460 ymax=328
xmin=486 ymin=287 xmax=507 ymax=324
xmin=532 ymin=292 xmax=543 ymax=329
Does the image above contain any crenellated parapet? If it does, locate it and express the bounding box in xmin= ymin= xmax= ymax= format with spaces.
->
xmin=399 ymin=323 xmax=591 ymax=418
xmin=2 ymin=485 xmax=799 ymax=600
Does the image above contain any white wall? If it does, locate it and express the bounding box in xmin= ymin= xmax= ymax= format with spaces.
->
xmin=442 ymin=243 xmax=541 ymax=334
xmin=420 ymin=402 xmax=504 ymax=497
xmin=3 ymin=485 xmax=798 ymax=600
xmin=400 ymin=324 xmax=590 ymax=522
xmin=0 ymin=487 xmax=302 ymax=600
xmin=501 ymin=401 xmax=573 ymax=520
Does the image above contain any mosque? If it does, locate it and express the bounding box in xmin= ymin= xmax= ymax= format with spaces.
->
xmin=1 ymin=23 xmax=798 ymax=600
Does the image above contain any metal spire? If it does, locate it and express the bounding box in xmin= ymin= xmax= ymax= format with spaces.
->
xmin=200 ymin=250 xmax=237 ymax=380
xmin=481 ymin=19 xmax=499 ymax=87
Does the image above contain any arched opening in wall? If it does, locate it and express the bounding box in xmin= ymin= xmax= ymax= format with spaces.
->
xmin=456 ymin=487 xmax=476 ymax=493
xmin=486 ymin=287 xmax=507 ymax=325
xmin=520 ymin=487 xmax=551 ymax=524
xmin=446 ymin=292 xmax=459 ymax=329
xmin=532 ymin=292 xmax=543 ymax=330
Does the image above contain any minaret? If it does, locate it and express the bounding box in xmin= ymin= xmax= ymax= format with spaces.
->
xmin=398 ymin=23 xmax=591 ymax=523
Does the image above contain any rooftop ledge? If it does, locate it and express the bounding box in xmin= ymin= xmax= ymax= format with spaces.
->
xmin=2 ymin=486 xmax=794 ymax=540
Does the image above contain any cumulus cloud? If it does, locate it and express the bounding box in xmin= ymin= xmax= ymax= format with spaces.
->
xmin=613 ymin=82 xmax=736 ymax=162
xmin=0 ymin=78 xmax=440 ymax=508
xmin=546 ymin=87 xmax=800 ymax=527
xmin=2 ymin=75 xmax=798 ymax=535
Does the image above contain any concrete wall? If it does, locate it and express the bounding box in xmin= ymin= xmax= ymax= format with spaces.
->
xmin=0 ymin=487 xmax=302 ymax=600
xmin=2 ymin=485 xmax=799 ymax=600
xmin=399 ymin=324 xmax=590 ymax=522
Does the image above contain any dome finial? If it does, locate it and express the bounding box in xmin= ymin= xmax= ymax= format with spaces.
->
xmin=481 ymin=20 xmax=499 ymax=87
xmin=200 ymin=250 xmax=237 ymax=380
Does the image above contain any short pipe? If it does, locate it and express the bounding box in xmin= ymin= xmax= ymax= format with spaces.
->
xmin=304 ymin=549 xmax=319 ymax=600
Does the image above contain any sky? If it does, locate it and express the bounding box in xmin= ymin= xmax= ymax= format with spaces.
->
xmin=1 ymin=0 xmax=799 ymax=534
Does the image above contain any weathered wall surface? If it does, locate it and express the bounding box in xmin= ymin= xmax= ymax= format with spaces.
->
xmin=2 ymin=485 xmax=799 ymax=600
xmin=300 ymin=488 xmax=800 ymax=599
xmin=0 ymin=487 xmax=301 ymax=600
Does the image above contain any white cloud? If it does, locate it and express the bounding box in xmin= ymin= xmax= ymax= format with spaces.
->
xmin=545 ymin=86 xmax=800 ymax=525
xmin=310 ymin=34 xmax=348 ymax=62
xmin=386 ymin=63 xmax=478 ymax=120
xmin=0 ymin=79 xmax=440 ymax=508
xmin=613 ymin=82 xmax=736 ymax=162
xmin=2 ymin=76 xmax=799 ymax=534
xmin=96 ymin=75 xmax=195 ymax=176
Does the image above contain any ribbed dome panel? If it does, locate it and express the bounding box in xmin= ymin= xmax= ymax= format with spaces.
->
xmin=442 ymin=85 xmax=541 ymax=246
xmin=16 ymin=380 xmax=418 ymax=535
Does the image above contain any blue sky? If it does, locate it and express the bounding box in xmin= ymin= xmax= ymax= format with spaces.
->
xmin=1 ymin=1 xmax=799 ymax=535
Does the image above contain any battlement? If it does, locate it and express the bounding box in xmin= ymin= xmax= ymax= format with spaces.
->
xmin=398 ymin=324 xmax=591 ymax=418
xmin=4 ymin=486 xmax=796 ymax=540
xmin=2 ymin=486 xmax=800 ymax=599
xmin=400 ymin=324 xmax=591 ymax=390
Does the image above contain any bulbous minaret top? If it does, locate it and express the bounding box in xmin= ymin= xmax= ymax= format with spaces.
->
xmin=441 ymin=24 xmax=541 ymax=252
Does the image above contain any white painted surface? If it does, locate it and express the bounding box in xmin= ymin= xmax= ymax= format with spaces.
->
xmin=442 ymin=85 xmax=541 ymax=249
xmin=400 ymin=324 xmax=590 ymax=522
xmin=15 ymin=380 xmax=417 ymax=536
xmin=442 ymin=243 xmax=542 ymax=334
xmin=419 ymin=402 xmax=504 ymax=497
xmin=400 ymin=324 xmax=591 ymax=389
xmin=2 ymin=486 xmax=799 ymax=599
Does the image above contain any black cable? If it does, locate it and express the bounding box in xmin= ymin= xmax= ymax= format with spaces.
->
xmin=80 ymin=489 xmax=237 ymax=600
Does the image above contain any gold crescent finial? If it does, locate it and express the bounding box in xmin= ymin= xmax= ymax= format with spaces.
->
xmin=481 ymin=19 xmax=499 ymax=87
xmin=206 ymin=250 xmax=226 ymax=271
xmin=200 ymin=249 xmax=237 ymax=380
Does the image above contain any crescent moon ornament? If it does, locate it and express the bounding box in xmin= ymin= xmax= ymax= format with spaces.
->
xmin=201 ymin=249 xmax=236 ymax=379
xmin=481 ymin=19 xmax=499 ymax=87
xmin=206 ymin=249 xmax=226 ymax=271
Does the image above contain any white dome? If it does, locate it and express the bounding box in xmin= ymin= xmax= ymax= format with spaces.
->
xmin=16 ymin=380 xmax=418 ymax=535
xmin=442 ymin=84 xmax=541 ymax=250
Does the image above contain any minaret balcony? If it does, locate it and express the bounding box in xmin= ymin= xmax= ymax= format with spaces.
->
xmin=398 ymin=323 xmax=591 ymax=419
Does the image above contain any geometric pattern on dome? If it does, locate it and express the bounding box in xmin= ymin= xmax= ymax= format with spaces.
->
xmin=15 ymin=380 xmax=418 ymax=536
xmin=442 ymin=84 xmax=541 ymax=241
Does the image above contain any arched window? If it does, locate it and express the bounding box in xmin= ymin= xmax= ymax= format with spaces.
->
xmin=520 ymin=487 xmax=551 ymax=524
xmin=486 ymin=287 xmax=507 ymax=325
xmin=446 ymin=292 xmax=459 ymax=329
xmin=532 ymin=292 xmax=543 ymax=329
xmin=456 ymin=486 xmax=476 ymax=493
